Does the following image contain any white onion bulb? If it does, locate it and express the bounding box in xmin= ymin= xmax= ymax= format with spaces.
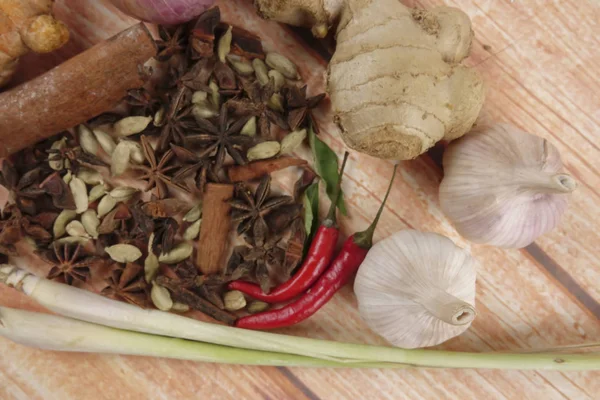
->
xmin=108 ymin=0 xmax=216 ymax=25
xmin=354 ymin=230 xmax=477 ymax=349
xmin=440 ymin=123 xmax=576 ymax=248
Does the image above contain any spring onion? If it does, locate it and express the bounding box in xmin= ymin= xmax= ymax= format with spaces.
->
xmin=2 ymin=264 xmax=600 ymax=370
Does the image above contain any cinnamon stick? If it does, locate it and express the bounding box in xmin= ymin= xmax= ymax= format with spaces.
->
xmin=197 ymin=183 xmax=234 ymax=275
xmin=0 ymin=23 xmax=157 ymax=158
xmin=227 ymin=157 xmax=308 ymax=182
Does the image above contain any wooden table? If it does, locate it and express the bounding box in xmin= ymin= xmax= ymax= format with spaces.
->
xmin=1 ymin=0 xmax=599 ymax=398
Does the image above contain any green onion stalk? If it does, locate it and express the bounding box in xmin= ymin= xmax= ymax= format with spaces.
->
xmin=1 ymin=265 xmax=600 ymax=370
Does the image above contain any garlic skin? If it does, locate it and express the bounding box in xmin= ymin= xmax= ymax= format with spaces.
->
xmin=440 ymin=124 xmax=577 ymax=248
xmin=354 ymin=230 xmax=476 ymax=349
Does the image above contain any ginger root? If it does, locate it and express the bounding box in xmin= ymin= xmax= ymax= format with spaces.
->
xmin=0 ymin=0 xmax=69 ymax=87
xmin=255 ymin=0 xmax=485 ymax=160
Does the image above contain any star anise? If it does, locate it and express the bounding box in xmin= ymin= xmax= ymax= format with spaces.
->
xmin=170 ymin=144 xmax=219 ymax=193
xmin=155 ymin=89 xmax=202 ymax=152
xmin=155 ymin=25 xmax=188 ymax=62
xmin=101 ymin=262 xmax=149 ymax=308
xmin=230 ymin=175 xmax=293 ymax=236
xmin=0 ymin=160 xmax=47 ymax=215
xmin=131 ymin=135 xmax=190 ymax=199
xmin=126 ymin=88 xmax=161 ymax=116
xmin=243 ymin=231 xmax=287 ymax=293
xmin=229 ymin=80 xmax=289 ymax=138
xmin=0 ymin=206 xmax=23 ymax=256
xmin=285 ymin=85 xmax=326 ymax=133
xmin=186 ymin=103 xmax=254 ymax=170
xmin=152 ymin=217 xmax=179 ymax=254
xmin=0 ymin=205 xmax=54 ymax=256
xmin=47 ymin=143 xmax=107 ymax=174
xmin=38 ymin=243 xmax=97 ymax=285
xmin=39 ymin=172 xmax=76 ymax=210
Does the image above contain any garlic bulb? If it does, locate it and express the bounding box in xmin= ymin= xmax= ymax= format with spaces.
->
xmin=354 ymin=230 xmax=476 ymax=349
xmin=439 ymin=123 xmax=577 ymax=248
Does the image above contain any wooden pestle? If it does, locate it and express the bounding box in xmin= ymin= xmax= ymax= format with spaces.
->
xmin=0 ymin=23 xmax=157 ymax=158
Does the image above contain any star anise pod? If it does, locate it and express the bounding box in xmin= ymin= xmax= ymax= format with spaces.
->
xmin=38 ymin=243 xmax=97 ymax=285
xmin=229 ymin=80 xmax=289 ymax=138
xmin=101 ymin=262 xmax=149 ymax=308
xmin=131 ymin=135 xmax=190 ymax=199
xmin=155 ymin=89 xmax=202 ymax=152
xmin=126 ymin=88 xmax=161 ymax=116
xmin=243 ymin=231 xmax=287 ymax=293
xmin=47 ymin=144 xmax=107 ymax=174
xmin=186 ymin=103 xmax=254 ymax=170
xmin=155 ymin=25 xmax=188 ymax=62
xmin=0 ymin=205 xmax=53 ymax=255
xmin=0 ymin=160 xmax=47 ymax=215
xmin=285 ymin=85 xmax=326 ymax=133
xmin=39 ymin=172 xmax=76 ymax=210
xmin=170 ymin=144 xmax=219 ymax=193
xmin=152 ymin=217 xmax=179 ymax=254
xmin=230 ymin=175 xmax=293 ymax=236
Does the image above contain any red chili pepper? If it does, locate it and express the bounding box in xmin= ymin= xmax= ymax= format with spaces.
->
xmin=236 ymin=163 xmax=398 ymax=330
xmin=229 ymin=153 xmax=350 ymax=303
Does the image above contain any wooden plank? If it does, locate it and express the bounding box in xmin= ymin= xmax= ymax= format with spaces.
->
xmin=1 ymin=0 xmax=599 ymax=399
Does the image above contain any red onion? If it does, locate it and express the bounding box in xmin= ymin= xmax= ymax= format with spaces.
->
xmin=108 ymin=0 xmax=216 ymax=25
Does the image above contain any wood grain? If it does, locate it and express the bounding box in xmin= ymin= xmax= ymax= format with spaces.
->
xmin=1 ymin=0 xmax=599 ymax=399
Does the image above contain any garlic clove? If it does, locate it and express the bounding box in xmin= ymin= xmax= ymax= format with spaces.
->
xmin=439 ymin=124 xmax=576 ymax=248
xmin=354 ymin=230 xmax=476 ymax=349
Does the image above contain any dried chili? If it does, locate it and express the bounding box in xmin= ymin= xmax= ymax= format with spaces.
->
xmin=235 ymin=164 xmax=397 ymax=330
xmin=229 ymin=153 xmax=349 ymax=303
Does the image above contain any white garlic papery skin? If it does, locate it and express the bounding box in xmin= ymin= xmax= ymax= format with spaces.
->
xmin=354 ymin=230 xmax=477 ymax=349
xmin=439 ymin=123 xmax=577 ymax=249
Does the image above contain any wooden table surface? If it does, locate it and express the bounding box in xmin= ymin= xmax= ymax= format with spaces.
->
xmin=1 ymin=0 xmax=599 ymax=399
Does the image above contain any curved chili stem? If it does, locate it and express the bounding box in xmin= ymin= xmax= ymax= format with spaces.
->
xmin=323 ymin=151 xmax=349 ymax=227
xmin=353 ymin=163 xmax=398 ymax=249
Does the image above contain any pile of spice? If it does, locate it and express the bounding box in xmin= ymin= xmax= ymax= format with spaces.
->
xmin=0 ymin=7 xmax=333 ymax=325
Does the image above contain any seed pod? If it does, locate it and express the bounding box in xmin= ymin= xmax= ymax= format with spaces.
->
xmin=54 ymin=236 xmax=90 ymax=246
xmin=183 ymin=204 xmax=202 ymax=222
xmin=144 ymin=252 xmax=160 ymax=283
xmin=247 ymin=141 xmax=281 ymax=161
xmin=268 ymin=70 xmax=285 ymax=92
xmin=192 ymin=104 xmax=218 ymax=119
xmin=48 ymin=137 xmax=68 ymax=171
xmin=78 ymin=125 xmax=99 ymax=155
xmin=247 ymin=301 xmax=269 ymax=314
xmin=65 ymin=220 xmax=90 ymax=238
xmin=192 ymin=91 xmax=208 ymax=104
xmin=93 ymin=129 xmax=117 ymax=155
xmin=53 ymin=209 xmax=77 ymax=238
xmin=266 ymin=53 xmax=298 ymax=79
xmin=77 ymin=168 xmax=103 ymax=185
xmin=105 ymin=244 xmax=143 ymax=263
xmin=110 ymin=187 xmax=138 ymax=202
xmin=240 ymin=117 xmax=257 ymax=137
xmin=62 ymin=171 xmax=73 ymax=185
xmin=158 ymin=242 xmax=194 ymax=264
xmin=114 ymin=116 xmax=152 ymax=137
xmin=171 ymin=302 xmax=190 ymax=313
xmin=228 ymin=56 xmax=254 ymax=76
xmin=154 ymin=106 xmax=166 ymax=127
xmin=217 ymin=25 xmax=233 ymax=63
xmin=224 ymin=290 xmax=246 ymax=311
xmin=253 ymin=58 xmax=269 ymax=86
xmin=209 ymin=80 xmax=220 ymax=109
xmin=69 ymin=177 xmax=89 ymax=214
xmin=280 ymin=129 xmax=307 ymax=155
xmin=183 ymin=219 xmax=202 ymax=240
xmin=111 ymin=141 xmax=131 ymax=176
xmin=97 ymin=194 xmax=117 ymax=218
xmin=123 ymin=140 xmax=145 ymax=164
xmin=151 ymin=282 xmax=173 ymax=311
xmin=89 ymin=184 xmax=107 ymax=203
xmin=81 ymin=209 xmax=100 ymax=239
xmin=267 ymin=93 xmax=284 ymax=112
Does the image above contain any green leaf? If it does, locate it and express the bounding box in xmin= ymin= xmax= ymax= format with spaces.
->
xmin=303 ymin=181 xmax=320 ymax=255
xmin=308 ymin=127 xmax=347 ymax=215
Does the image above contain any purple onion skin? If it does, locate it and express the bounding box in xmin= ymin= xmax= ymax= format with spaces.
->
xmin=109 ymin=0 xmax=215 ymax=25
